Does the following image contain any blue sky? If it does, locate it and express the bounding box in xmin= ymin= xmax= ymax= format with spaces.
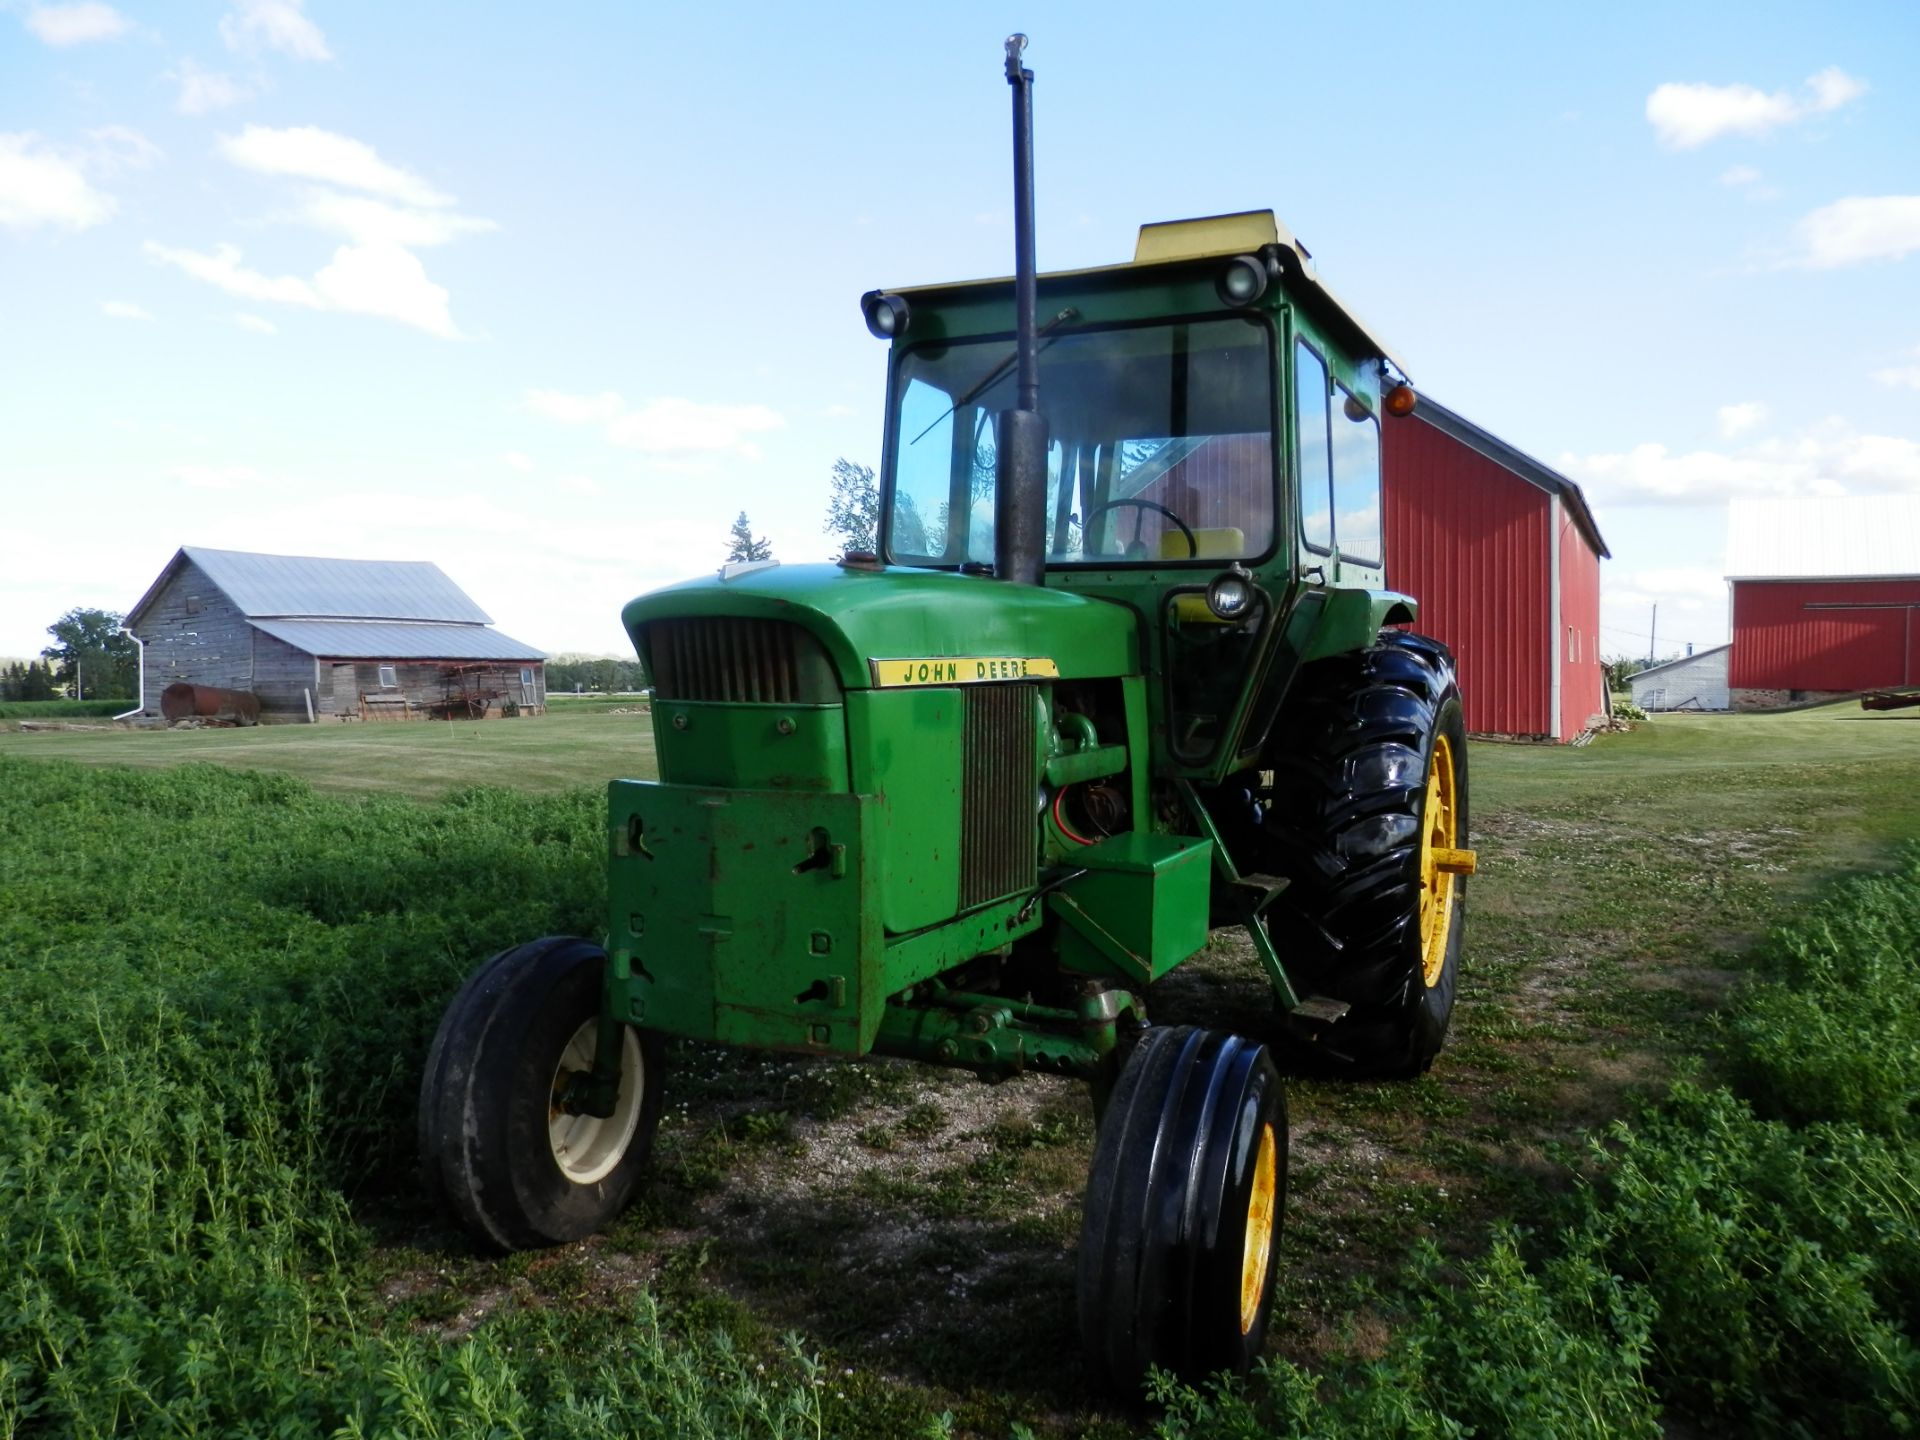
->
xmin=4 ymin=0 xmax=1917 ymax=663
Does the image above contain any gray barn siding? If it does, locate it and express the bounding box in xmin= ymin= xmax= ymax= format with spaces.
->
xmin=250 ymin=630 xmax=321 ymax=717
xmin=325 ymin=659 xmax=546 ymax=719
xmin=131 ymin=557 xmax=255 ymax=701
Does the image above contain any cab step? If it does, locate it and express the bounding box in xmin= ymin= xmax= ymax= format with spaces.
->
xmin=1290 ymin=995 xmax=1351 ymax=1026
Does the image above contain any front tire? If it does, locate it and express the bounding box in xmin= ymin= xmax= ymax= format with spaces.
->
xmin=1078 ymin=1026 xmax=1287 ymax=1395
xmin=1262 ymin=632 xmax=1471 ymax=1079
xmin=419 ymin=936 xmax=664 ymax=1249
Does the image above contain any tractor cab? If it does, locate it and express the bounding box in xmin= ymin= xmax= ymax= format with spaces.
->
xmin=865 ymin=209 xmax=1417 ymax=777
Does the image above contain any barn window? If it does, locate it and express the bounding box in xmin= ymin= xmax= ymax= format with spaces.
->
xmin=1294 ymin=340 xmax=1333 ymax=552
xmin=378 ymin=665 xmax=398 ymax=688
xmin=1330 ymin=384 xmax=1382 ymax=567
xmin=185 ymin=594 xmax=201 ymax=615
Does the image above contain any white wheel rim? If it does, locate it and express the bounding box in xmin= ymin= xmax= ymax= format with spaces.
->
xmin=548 ymin=1021 xmax=644 ymax=1185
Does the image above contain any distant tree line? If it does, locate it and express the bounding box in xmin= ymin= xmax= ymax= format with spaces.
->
xmin=1 ymin=660 xmax=61 ymax=701
xmin=545 ymin=654 xmax=648 ymax=693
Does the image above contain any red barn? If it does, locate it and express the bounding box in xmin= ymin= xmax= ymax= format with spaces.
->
xmin=1383 ymin=396 xmax=1610 ymax=742
xmin=1726 ymin=496 xmax=1920 ymax=708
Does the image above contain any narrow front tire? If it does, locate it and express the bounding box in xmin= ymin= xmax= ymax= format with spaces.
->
xmin=419 ymin=936 xmax=664 ymax=1250
xmin=1078 ymin=1025 xmax=1288 ymax=1395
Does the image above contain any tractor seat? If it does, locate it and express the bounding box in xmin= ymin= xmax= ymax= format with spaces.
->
xmin=1163 ymin=528 xmax=1249 ymax=623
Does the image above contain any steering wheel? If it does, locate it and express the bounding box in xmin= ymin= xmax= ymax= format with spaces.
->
xmin=1080 ymin=498 xmax=1199 ymax=559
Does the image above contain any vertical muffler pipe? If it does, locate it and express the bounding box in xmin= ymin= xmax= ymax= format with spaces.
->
xmin=994 ymin=33 xmax=1048 ymax=587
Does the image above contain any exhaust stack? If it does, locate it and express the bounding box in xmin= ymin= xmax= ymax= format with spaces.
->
xmin=993 ymin=33 xmax=1048 ymax=587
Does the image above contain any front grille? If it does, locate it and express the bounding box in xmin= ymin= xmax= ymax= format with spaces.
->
xmin=961 ymin=683 xmax=1037 ymax=908
xmin=644 ymin=618 xmax=835 ymax=704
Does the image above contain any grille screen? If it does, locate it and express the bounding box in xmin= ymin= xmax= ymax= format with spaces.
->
xmin=960 ymin=683 xmax=1037 ymax=908
xmin=644 ymin=618 xmax=837 ymax=704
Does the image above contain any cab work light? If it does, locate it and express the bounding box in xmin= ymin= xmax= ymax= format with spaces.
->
xmin=1215 ymin=255 xmax=1268 ymax=307
xmin=861 ymin=291 xmax=911 ymax=339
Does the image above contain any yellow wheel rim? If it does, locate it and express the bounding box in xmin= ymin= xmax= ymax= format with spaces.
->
xmin=1239 ymin=1121 xmax=1279 ymax=1335
xmin=1417 ymin=733 xmax=1473 ymax=988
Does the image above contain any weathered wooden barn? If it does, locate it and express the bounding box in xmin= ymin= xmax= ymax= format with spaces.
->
xmin=1630 ymin=644 xmax=1731 ymax=712
xmin=125 ymin=546 xmax=546 ymax=722
xmin=1383 ymin=396 xmax=1610 ymax=742
xmin=1727 ymin=497 xmax=1920 ymax=709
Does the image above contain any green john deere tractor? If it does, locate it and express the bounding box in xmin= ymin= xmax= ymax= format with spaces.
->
xmin=419 ymin=36 xmax=1474 ymax=1392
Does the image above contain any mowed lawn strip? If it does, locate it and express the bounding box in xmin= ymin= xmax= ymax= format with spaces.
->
xmin=3 ymin=703 xmax=1919 ymax=1437
xmin=0 ymin=704 xmax=658 ymax=797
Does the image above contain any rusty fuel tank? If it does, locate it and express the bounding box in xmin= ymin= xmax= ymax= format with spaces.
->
xmin=159 ymin=683 xmax=262 ymax=726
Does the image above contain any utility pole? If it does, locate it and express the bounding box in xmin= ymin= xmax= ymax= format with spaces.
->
xmin=1647 ymin=602 xmax=1657 ymax=667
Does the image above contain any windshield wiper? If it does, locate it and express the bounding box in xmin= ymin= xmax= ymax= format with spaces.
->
xmin=908 ymin=306 xmax=1080 ymax=445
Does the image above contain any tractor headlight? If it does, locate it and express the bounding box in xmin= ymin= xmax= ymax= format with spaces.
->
xmin=1215 ymin=255 xmax=1268 ymax=308
xmin=1206 ymin=568 xmax=1254 ymax=620
xmin=861 ymin=291 xmax=910 ymax=339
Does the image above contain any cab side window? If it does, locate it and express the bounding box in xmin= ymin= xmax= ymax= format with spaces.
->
xmin=1294 ymin=340 xmax=1332 ymax=552
xmin=1331 ymin=386 xmax=1382 ymax=566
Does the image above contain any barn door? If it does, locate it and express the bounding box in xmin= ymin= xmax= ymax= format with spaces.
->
xmin=333 ymin=663 xmax=357 ymax=717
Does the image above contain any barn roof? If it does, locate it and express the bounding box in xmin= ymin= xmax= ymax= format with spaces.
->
xmin=1407 ymin=396 xmax=1611 ymax=559
xmin=250 ymin=619 xmax=545 ymax=662
xmin=1727 ymin=496 xmax=1920 ymax=580
xmin=128 ymin=546 xmax=494 ymax=628
xmin=1631 ymin=643 xmax=1731 ymax=682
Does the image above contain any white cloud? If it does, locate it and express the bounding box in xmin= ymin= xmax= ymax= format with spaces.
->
xmin=299 ymin=190 xmax=495 ymax=247
xmin=525 ymin=389 xmax=786 ymax=460
xmin=173 ymin=61 xmax=260 ymax=116
xmin=24 ymin=3 xmax=128 ymax=46
xmin=1625 ymin=566 xmax=1728 ymax=601
xmin=234 ymin=312 xmax=277 ymax=334
xmin=1646 ymin=66 xmax=1867 ymax=149
xmin=154 ymin=128 xmax=486 ymax=339
xmin=821 ymin=403 xmax=856 ymax=418
xmin=1717 ymin=402 xmax=1766 ymax=439
xmin=101 ymin=300 xmax=153 ymax=321
xmin=219 ymin=0 xmax=330 ymax=61
xmin=525 ymin=389 xmax=625 ymax=425
xmin=219 ymin=125 xmax=449 ymax=207
xmin=145 ymin=239 xmax=463 ymax=338
xmin=500 ymin=452 xmax=536 ymax=473
xmin=311 ymin=242 xmax=459 ymax=338
xmin=1790 ymin=195 xmax=1920 ymax=269
xmin=555 ymin=475 xmax=601 ymax=496
xmin=1719 ymin=165 xmax=1762 ymax=187
xmin=1561 ymin=421 xmax=1920 ymax=506
xmin=0 ymin=133 xmax=115 ymax=230
xmin=166 ymin=464 xmax=261 ymax=489
xmin=145 ymin=240 xmax=322 ymax=307
xmin=607 ymin=399 xmax=785 ymax=458
xmin=83 ymin=124 xmax=161 ymax=174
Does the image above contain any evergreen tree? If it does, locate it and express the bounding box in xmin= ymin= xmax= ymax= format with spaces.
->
xmin=725 ymin=511 xmax=773 ymax=563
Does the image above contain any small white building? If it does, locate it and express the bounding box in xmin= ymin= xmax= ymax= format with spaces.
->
xmin=1630 ymin=644 xmax=1731 ymax=712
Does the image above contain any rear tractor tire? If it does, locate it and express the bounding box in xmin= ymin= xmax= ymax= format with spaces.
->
xmin=1262 ymin=631 xmax=1471 ymax=1080
xmin=419 ymin=935 xmax=664 ymax=1249
xmin=1078 ymin=1025 xmax=1287 ymax=1395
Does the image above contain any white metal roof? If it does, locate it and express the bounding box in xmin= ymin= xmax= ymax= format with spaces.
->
xmin=128 ymin=546 xmax=493 ymax=627
xmin=1726 ymin=496 xmax=1920 ymax=580
xmin=250 ymin=619 xmax=545 ymax=661
xmin=1630 ymin=643 xmax=1730 ymax=682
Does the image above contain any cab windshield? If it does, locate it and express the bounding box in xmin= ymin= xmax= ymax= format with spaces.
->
xmin=884 ymin=315 xmax=1275 ymax=567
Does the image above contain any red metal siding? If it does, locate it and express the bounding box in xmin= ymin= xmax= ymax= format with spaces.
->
xmin=1383 ymin=415 xmax=1553 ymax=738
xmin=1557 ymin=505 xmax=1605 ymax=741
xmin=1730 ymin=578 xmax=1920 ymax=690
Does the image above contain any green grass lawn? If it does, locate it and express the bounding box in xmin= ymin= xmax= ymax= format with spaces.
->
xmin=0 ymin=706 xmax=658 ymax=797
xmin=5 ymin=701 xmax=1920 ymax=1436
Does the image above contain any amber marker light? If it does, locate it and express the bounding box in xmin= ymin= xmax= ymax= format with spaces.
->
xmin=1384 ymin=384 xmax=1418 ymax=418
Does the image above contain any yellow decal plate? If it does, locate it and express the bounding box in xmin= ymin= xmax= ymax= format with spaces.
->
xmin=870 ymin=656 xmax=1060 ymax=687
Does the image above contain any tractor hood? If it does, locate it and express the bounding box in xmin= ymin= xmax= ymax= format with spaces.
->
xmin=623 ymin=562 xmax=1139 ymax=690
